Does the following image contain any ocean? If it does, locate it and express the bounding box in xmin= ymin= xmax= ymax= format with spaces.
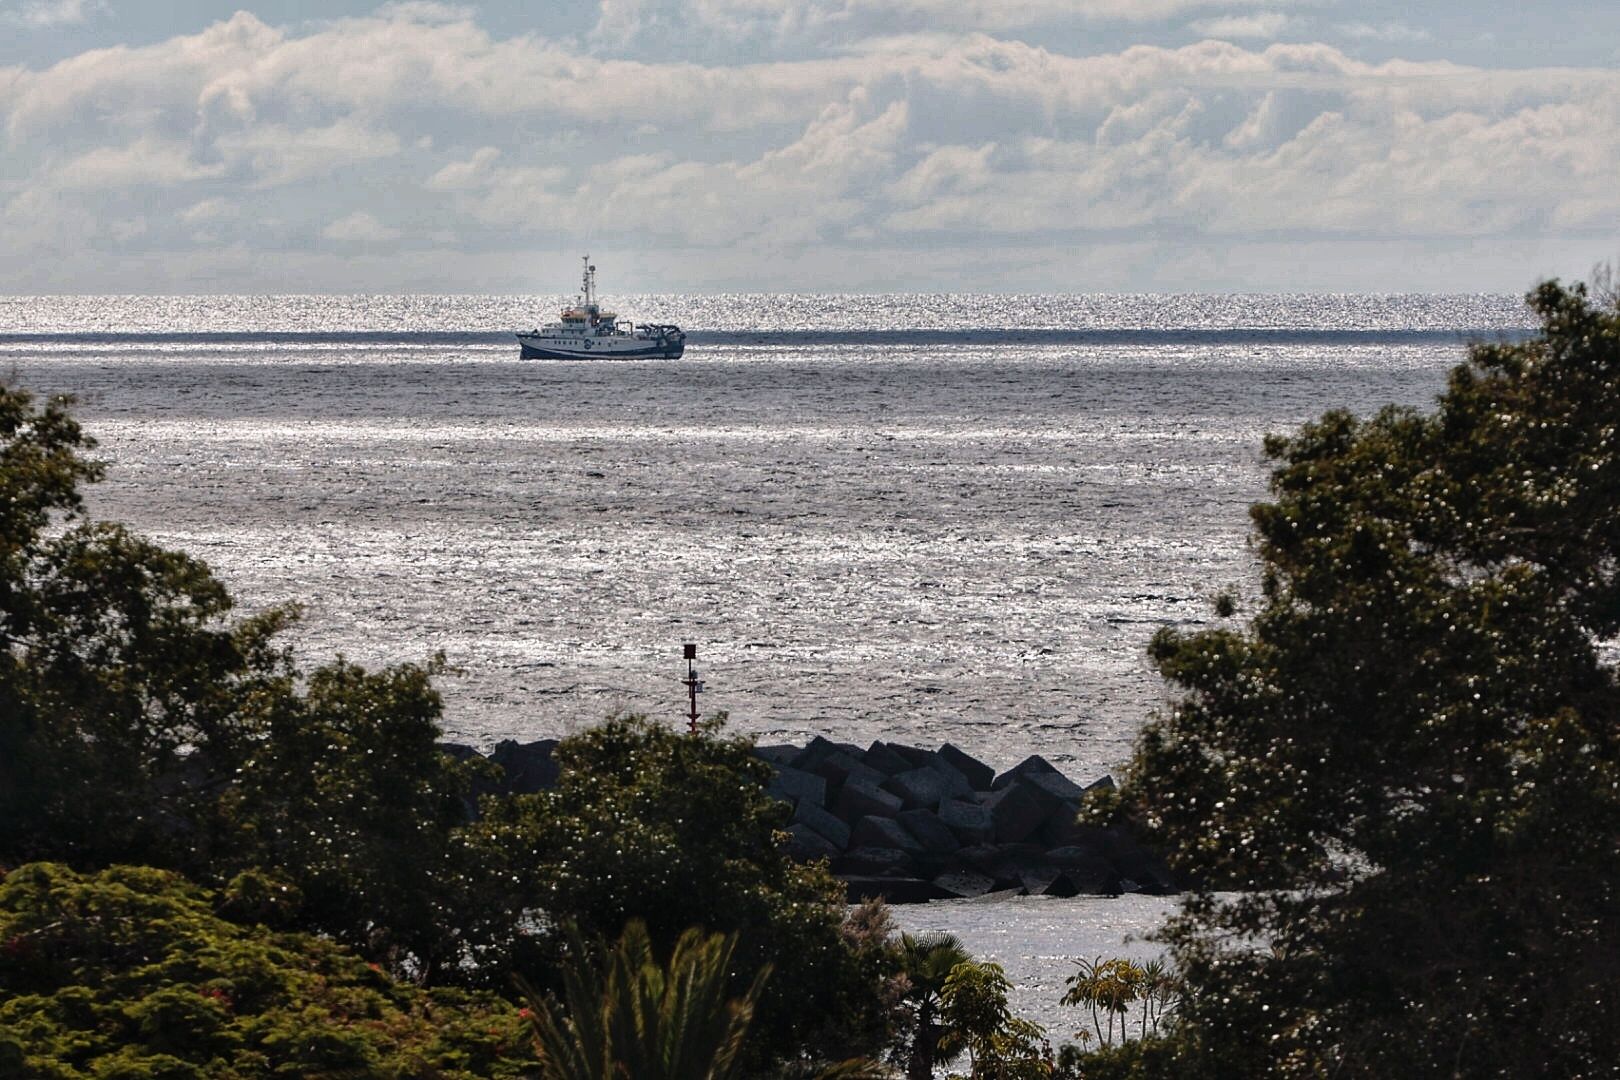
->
xmin=0 ymin=292 xmax=1533 ymax=1037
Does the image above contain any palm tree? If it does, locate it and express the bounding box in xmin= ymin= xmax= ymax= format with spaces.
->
xmin=1061 ymin=956 xmax=1145 ymax=1047
xmin=898 ymin=931 xmax=972 ymax=1080
xmin=521 ymin=920 xmax=770 ymax=1080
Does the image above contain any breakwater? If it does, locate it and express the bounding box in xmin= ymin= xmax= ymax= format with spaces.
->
xmin=449 ymin=735 xmax=1177 ymax=904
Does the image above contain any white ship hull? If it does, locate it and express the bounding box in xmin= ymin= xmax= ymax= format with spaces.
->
xmin=515 ymin=331 xmax=684 ymax=360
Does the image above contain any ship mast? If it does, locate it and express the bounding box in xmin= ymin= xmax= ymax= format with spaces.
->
xmin=581 ymin=255 xmax=596 ymax=307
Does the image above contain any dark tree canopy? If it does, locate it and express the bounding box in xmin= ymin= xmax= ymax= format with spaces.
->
xmin=1105 ymin=281 xmax=1620 ymax=1076
xmin=0 ymin=387 xmax=510 ymax=985
xmin=484 ymin=715 xmax=900 ymax=1070
xmin=0 ymin=389 xmax=276 ymax=868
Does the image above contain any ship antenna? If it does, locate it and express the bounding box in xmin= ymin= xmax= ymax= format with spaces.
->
xmin=581 ymin=254 xmax=595 ymax=306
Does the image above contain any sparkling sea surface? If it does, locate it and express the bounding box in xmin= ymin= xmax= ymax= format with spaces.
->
xmin=0 ymin=292 xmax=1533 ymax=1029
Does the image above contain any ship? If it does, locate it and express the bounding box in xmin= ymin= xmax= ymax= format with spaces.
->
xmin=515 ymin=257 xmax=685 ymax=360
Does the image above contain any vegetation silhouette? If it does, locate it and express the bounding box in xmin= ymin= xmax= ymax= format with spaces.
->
xmin=521 ymin=920 xmax=768 ymax=1080
xmin=896 ymin=931 xmax=972 ymax=1079
xmin=1094 ymin=279 xmax=1620 ymax=1076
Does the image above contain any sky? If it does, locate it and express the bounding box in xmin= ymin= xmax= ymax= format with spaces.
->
xmin=1 ymin=0 xmax=1617 ymax=294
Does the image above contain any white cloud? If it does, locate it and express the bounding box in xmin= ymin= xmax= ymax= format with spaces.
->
xmin=214 ymin=117 xmax=402 ymax=188
xmin=321 ymin=210 xmax=401 ymax=244
xmin=179 ymin=197 xmax=236 ymax=223
xmin=0 ymin=7 xmax=1617 ymax=291
xmin=1335 ymin=21 xmax=1431 ymax=44
xmin=1189 ymin=13 xmax=1296 ymax=40
xmin=108 ymin=216 xmax=147 ymax=243
xmin=426 ymin=146 xmax=502 ymax=191
xmin=594 ymin=0 xmax=1323 ymax=45
xmin=373 ymin=1 xmax=476 ymax=22
xmin=3 ymin=0 xmax=104 ymax=29
xmin=430 ymin=91 xmax=910 ymax=248
xmin=52 ymin=137 xmax=223 ymax=189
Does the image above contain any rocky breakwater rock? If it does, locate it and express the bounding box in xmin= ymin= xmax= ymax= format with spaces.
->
xmin=757 ymin=738 xmax=1178 ymax=904
xmin=438 ymin=734 xmax=1176 ymax=904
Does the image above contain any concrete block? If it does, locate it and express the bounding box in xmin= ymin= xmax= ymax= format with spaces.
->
xmin=833 ymin=777 xmax=903 ymax=823
xmin=1047 ymin=845 xmax=1115 ymax=869
xmin=883 ymin=742 xmax=937 ymax=769
xmin=1039 ymin=812 xmax=1110 ymax=850
xmin=810 ymin=749 xmax=887 ymax=790
xmin=919 ymin=756 xmax=975 ymax=799
xmin=832 ymin=846 xmax=917 ymax=877
xmin=883 ymin=767 xmax=955 ymax=810
xmin=792 ymin=735 xmax=843 ymax=773
xmin=983 ymin=781 xmax=1046 ymax=843
xmin=851 ymin=815 xmax=925 ymax=854
xmin=991 ymin=753 xmax=1061 ymax=790
xmin=952 ymin=844 xmax=1028 ymax=891
xmin=753 ymin=743 xmax=801 ymax=768
xmin=937 ymin=743 xmax=995 ymax=791
xmin=938 ymin=799 xmax=995 ymax=845
xmin=491 ymin=738 xmax=559 ymax=794
xmin=1023 ymin=769 xmax=1087 ymax=808
xmin=897 ymin=808 xmax=961 ymax=854
xmin=933 ymin=870 xmax=997 ymax=899
xmin=784 ymin=823 xmax=841 ymax=860
xmin=792 ymin=799 xmax=852 ymax=849
xmin=1060 ymin=859 xmax=1123 ymax=896
xmin=863 ymin=741 xmax=914 ymax=776
xmin=1114 ymin=848 xmax=1178 ymax=895
xmin=767 ymin=764 xmax=826 ymax=808
xmin=1017 ymin=863 xmax=1064 ymax=897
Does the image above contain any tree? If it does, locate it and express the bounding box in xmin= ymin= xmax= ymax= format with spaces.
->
xmin=897 ymin=932 xmax=972 ymax=1080
xmin=0 ymin=385 xmax=514 ymax=986
xmin=1060 ymin=958 xmax=1141 ymax=1048
xmin=937 ymin=959 xmax=1051 ymax=1079
xmin=522 ymin=920 xmax=768 ymax=1080
xmin=214 ymin=656 xmax=512 ymax=984
xmin=1101 ymin=280 xmax=1620 ymax=1076
xmin=0 ymin=862 xmax=534 ymax=1079
xmin=482 ymin=714 xmax=899 ymax=1070
xmin=0 ymin=387 xmax=287 ymax=870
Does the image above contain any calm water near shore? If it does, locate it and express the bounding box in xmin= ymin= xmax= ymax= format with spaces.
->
xmin=0 ymin=292 xmax=1532 ymax=986
xmin=891 ymin=893 xmax=1183 ymax=1044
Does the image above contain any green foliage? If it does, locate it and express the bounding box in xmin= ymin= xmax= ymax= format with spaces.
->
xmin=0 ymin=384 xmax=515 ymax=985
xmin=522 ymin=920 xmax=767 ymax=1080
xmin=1059 ymin=957 xmax=1178 ymax=1049
xmin=0 ymin=386 xmax=102 ymax=552
xmin=1107 ymin=279 xmax=1620 ymax=1075
xmin=214 ymin=656 xmax=514 ymax=983
xmin=483 ymin=715 xmax=898 ymax=1069
xmin=0 ymin=862 xmax=533 ymax=1080
xmin=0 ymin=385 xmax=286 ymax=869
xmin=896 ymin=932 xmax=971 ymax=1080
xmin=1058 ymin=1036 xmax=1181 ymax=1080
xmin=938 ymin=960 xmax=1052 ymax=1080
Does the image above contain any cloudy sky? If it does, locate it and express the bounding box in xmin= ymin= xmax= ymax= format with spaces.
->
xmin=2 ymin=0 xmax=1617 ymax=293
